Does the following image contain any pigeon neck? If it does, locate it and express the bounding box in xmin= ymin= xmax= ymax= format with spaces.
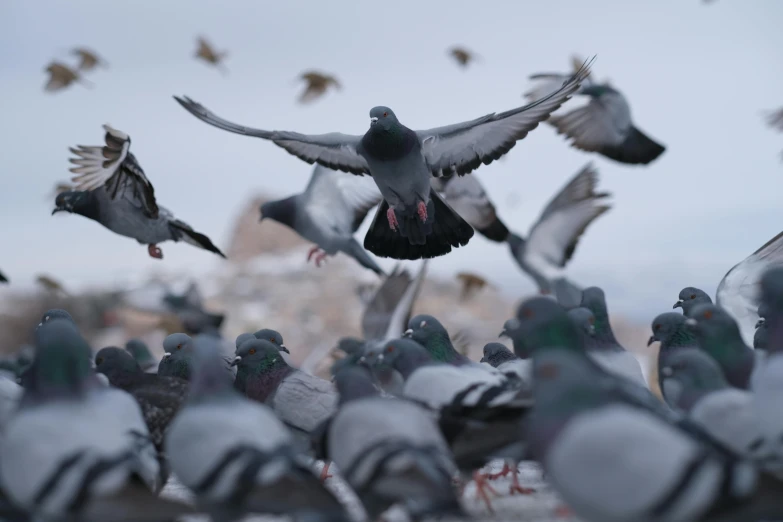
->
xmin=360 ymin=123 xmax=418 ymax=161
xmin=71 ymin=191 xmax=101 ymax=221
xmin=420 ymin=332 xmax=460 ymax=364
xmin=23 ymin=348 xmax=96 ymax=404
xmin=393 ymin=350 xmax=434 ymax=380
xmin=591 ymin=310 xmax=619 ymax=346
xmin=698 ymin=333 xmax=754 ymax=388
xmin=662 ymin=325 xmax=697 ymax=353
xmin=528 ymin=319 xmax=584 ymax=356
xmin=234 ymin=359 xmax=293 ymax=401
xmin=100 ymin=362 xmax=144 ymax=389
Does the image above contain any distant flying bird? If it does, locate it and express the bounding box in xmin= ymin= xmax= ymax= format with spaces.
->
xmin=194 ymin=36 xmax=228 ymax=74
xmin=456 ymin=272 xmax=490 ymax=301
xmin=525 ymin=55 xmax=665 ymax=165
xmin=35 ymin=274 xmax=68 ymax=295
xmin=43 ymin=61 xmax=91 ymax=93
xmin=448 ymin=46 xmax=478 ymax=68
xmin=71 ymin=48 xmax=108 ymax=71
xmin=297 ymin=71 xmax=341 ymax=104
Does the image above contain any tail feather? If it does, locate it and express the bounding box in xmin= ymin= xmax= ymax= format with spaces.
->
xmin=600 ymin=126 xmax=666 ymax=165
xmin=364 ymin=190 xmax=474 ymax=260
xmin=169 ymin=221 xmax=226 ymax=258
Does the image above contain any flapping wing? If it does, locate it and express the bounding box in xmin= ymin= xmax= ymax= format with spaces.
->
xmin=362 ymin=265 xmax=412 ymax=340
xmin=433 ymin=175 xmax=508 ymax=241
xmin=417 ymin=58 xmax=593 ymax=177
xmin=174 ymin=96 xmax=370 ymax=175
xmin=68 ymin=125 xmax=159 ymax=218
xmin=304 ymin=165 xmax=382 ymax=233
xmin=525 ymin=163 xmax=611 ymax=268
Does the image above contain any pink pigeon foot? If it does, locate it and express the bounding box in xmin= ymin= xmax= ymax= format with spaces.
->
xmin=319 ymin=461 xmax=333 ymax=482
xmin=386 ymin=207 xmax=398 ymax=231
xmin=417 ymin=201 xmax=428 ymax=223
xmin=148 ymin=244 xmax=163 ymax=259
xmin=307 ymin=246 xmax=321 ymax=262
xmin=314 ymin=251 xmax=329 ymax=267
xmin=472 ymin=470 xmax=499 ymax=514
xmin=508 ymin=469 xmax=535 ymax=495
xmin=488 ymin=462 xmax=513 ymax=480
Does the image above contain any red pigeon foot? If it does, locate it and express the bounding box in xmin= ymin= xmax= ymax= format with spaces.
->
xmin=314 ymin=251 xmax=329 ymax=267
xmin=148 ymin=244 xmax=163 ymax=259
xmin=471 ymin=470 xmax=498 ymax=514
xmin=307 ymin=245 xmax=321 ymax=262
xmin=417 ymin=201 xmax=428 ymax=223
xmin=489 ymin=462 xmax=514 ymax=480
xmin=386 ymin=207 xmax=398 ymax=231
xmin=509 ymin=469 xmax=535 ymax=495
xmin=319 ymin=461 xmax=333 ymax=482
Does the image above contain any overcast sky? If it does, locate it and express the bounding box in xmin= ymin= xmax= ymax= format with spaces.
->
xmin=1 ymin=0 xmax=781 ymax=320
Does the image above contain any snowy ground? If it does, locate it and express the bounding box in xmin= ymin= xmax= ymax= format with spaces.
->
xmin=161 ymin=460 xmax=580 ymax=522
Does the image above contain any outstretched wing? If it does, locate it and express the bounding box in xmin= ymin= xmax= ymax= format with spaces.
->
xmin=303 ymin=165 xmax=382 ymax=233
xmin=432 ymin=175 xmax=509 ymax=242
xmin=416 ymin=58 xmax=593 ymax=177
xmin=174 ymin=96 xmax=370 ymax=175
xmin=68 ymin=125 xmax=159 ymax=218
xmin=361 ymin=265 xmax=412 ymax=340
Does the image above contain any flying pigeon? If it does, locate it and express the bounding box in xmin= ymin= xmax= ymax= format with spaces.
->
xmin=659 ymin=348 xmax=766 ymax=460
xmin=686 ymin=304 xmax=764 ymax=390
xmin=194 ymin=36 xmax=228 ymax=74
xmin=579 ymin=288 xmax=647 ymax=386
xmin=55 ymin=124 xmax=225 ymax=259
xmin=260 ymin=164 xmax=385 ymax=274
xmin=403 ymin=314 xmax=473 ymax=366
xmin=43 ymin=61 xmax=91 ymax=93
xmin=297 ymin=71 xmax=341 ymax=104
xmin=0 ymin=373 xmax=21 ymax=433
xmin=648 ymin=312 xmax=699 ymax=405
xmin=71 ymin=48 xmax=108 ymax=71
xmin=165 ymin=335 xmax=348 ymax=521
xmin=321 ymin=365 xmax=463 ymax=520
xmin=125 ymin=339 xmax=158 ymax=373
xmin=525 ymin=55 xmax=665 ymax=165
xmin=448 ymin=46 xmax=478 ymax=68
xmin=35 ymin=274 xmax=67 ymax=295
xmin=174 ymin=59 xmax=592 ymax=260
xmin=526 ymin=347 xmax=783 ymax=522
xmin=673 ymin=286 xmax=713 ymax=316
xmin=1 ymin=319 xmax=193 ymax=521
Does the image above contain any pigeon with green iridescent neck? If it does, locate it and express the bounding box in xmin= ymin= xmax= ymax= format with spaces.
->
xmin=1 ymin=319 xmax=193 ymax=522
xmin=526 ymin=347 xmax=783 ymax=522
xmin=165 ymin=335 xmax=348 ymax=522
xmin=648 ymin=312 xmax=699 ymax=405
xmin=404 ymin=314 xmax=472 ymax=366
xmin=125 ymin=338 xmax=157 ymax=373
xmin=673 ymin=287 xmax=713 ymax=316
xmin=175 ymin=61 xmax=592 ymax=260
xmin=686 ymin=304 xmax=764 ymax=390
xmin=235 ymin=329 xmax=292 ymax=364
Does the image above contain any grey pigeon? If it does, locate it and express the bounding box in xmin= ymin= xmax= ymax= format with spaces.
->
xmin=54 ymin=124 xmax=225 ymax=259
xmin=526 ymin=347 xmax=783 ymax=522
xmin=174 ymin=61 xmax=592 ymax=260
xmin=403 ymin=314 xmax=472 ymax=366
xmin=579 ymin=288 xmax=647 ymax=386
xmin=94 ymin=346 xmax=188 ymax=453
xmin=480 ymin=342 xmax=532 ymax=386
xmin=260 ymin=164 xmax=385 ymax=274
xmin=660 ymin=349 xmax=765 ymax=459
xmin=686 ymin=304 xmax=763 ymax=390
xmin=323 ymin=366 xmax=463 ymax=521
xmin=159 ymin=332 xmax=236 ymax=381
xmin=165 ymin=335 xmax=348 ymax=522
xmin=236 ymin=329 xmax=293 ymax=365
xmin=125 ymin=338 xmax=157 ymax=373
xmin=673 ymin=286 xmax=713 ymax=316
xmin=1 ymin=319 xmax=193 ymax=522
xmin=525 ymin=57 xmax=665 ymax=165
xmin=648 ymin=312 xmax=699 ymax=405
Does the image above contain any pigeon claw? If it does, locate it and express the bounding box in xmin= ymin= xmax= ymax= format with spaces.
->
xmin=307 ymin=246 xmax=321 ymax=262
xmin=319 ymin=461 xmax=333 ymax=482
xmin=314 ymin=251 xmax=329 ymax=267
xmin=148 ymin=244 xmax=163 ymax=259
xmin=386 ymin=207 xmax=399 ymax=232
xmin=509 ymin=469 xmax=535 ymax=496
xmin=471 ymin=470 xmax=498 ymax=514
xmin=417 ymin=201 xmax=428 ymax=223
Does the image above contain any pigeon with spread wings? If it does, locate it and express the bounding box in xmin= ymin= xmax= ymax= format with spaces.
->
xmin=525 ymin=55 xmax=665 ymax=165
xmin=260 ymin=164 xmax=384 ymax=274
xmin=54 ymin=125 xmax=225 ymax=260
xmin=174 ymin=59 xmax=592 ymax=260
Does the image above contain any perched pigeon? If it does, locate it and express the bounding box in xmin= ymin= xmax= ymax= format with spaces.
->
xmin=165 ymin=335 xmax=348 ymax=521
xmin=236 ymin=328 xmax=292 ymax=365
xmin=648 ymin=312 xmax=699 ymax=405
xmin=194 ymin=36 xmax=228 ymax=74
xmin=71 ymin=48 xmax=108 ymax=71
xmin=579 ymin=288 xmax=647 ymax=386
xmin=660 ymin=349 xmax=766 ymax=460
xmin=297 ymin=71 xmax=341 ymax=104
xmin=686 ymin=304 xmax=763 ymax=390
xmin=174 ymin=60 xmax=591 ymax=260
xmin=404 ymin=314 xmax=472 ymax=366
xmin=158 ymin=333 xmax=236 ymax=381
xmin=1 ymin=319 xmax=192 ymax=521
xmin=55 ymin=124 xmax=225 ymax=259
xmin=526 ymin=347 xmax=783 ymax=522
xmin=673 ymin=286 xmax=713 ymax=316
xmin=525 ymin=56 xmax=665 ymax=165
xmin=43 ymin=61 xmax=91 ymax=93
xmin=481 ymin=342 xmax=532 ymax=385
xmin=448 ymin=46 xmax=478 ymax=68
xmin=0 ymin=271 xmax=7 ymax=284
xmin=716 ymin=230 xmax=783 ymax=345
xmin=125 ymin=338 xmax=157 ymax=373
xmin=322 ymin=366 xmax=463 ymax=520
xmin=94 ymin=346 xmax=188 ymax=453
xmin=260 ymin=164 xmax=385 ymax=274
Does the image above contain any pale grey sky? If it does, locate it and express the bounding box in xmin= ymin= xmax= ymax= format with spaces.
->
xmin=1 ymin=0 xmax=781 ymax=320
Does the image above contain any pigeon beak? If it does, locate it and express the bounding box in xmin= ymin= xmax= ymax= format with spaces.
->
xmin=647 ymin=335 xmax=656 ymax=347
xmin=377 ymin=353 xmax=384 ymax=362
xmin=358 ymin=356 xmax=367 ymax=365
xmin=162 ymin=352 xmax=171 ymax=359
xmin=279 ymin=345 xmax=290 ymax=354
xmin=479 ymin=357 xmax=487 ymax=363
xmin=51 ymin=207 xmax=65 ymax=215
xmin=370 ymin=117 xmax=378 ymax=125
xmin=587 ymin=325 xmax=596 ymax=336
xmin=684 ymin=318 xmax=698 ymax=327
xmin=230 ymin=355 xmax=242 ymax=367
xmin=661 ymin=366 xmax=673 ymax=377
xmin=403 ymin=329 xmax=413 ymax=338
xmin=673 ymin=300 xmax=683 ymax=309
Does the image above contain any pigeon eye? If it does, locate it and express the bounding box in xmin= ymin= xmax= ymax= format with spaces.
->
xmin=536 ymin=363 xmax=558 ymax=379
xmin=690 ymin=294 xmax=696 ymax=300
xmin=383 ymin=111 xmax=388 ymax=117
xmin=176 ymin=344 xmax=182 ymax=350
xmin=654 ymin=324 xmax=661 ymax=331
xmin=96 ymin=357 xmax=103 ymax=365
xmin=588 ymin=317 xmax=595 ymax=325
xmin=249 ymin=348 xmax=256 ymax=355
xmin=269 ymin=337 xmax=275 ymax=342
xmin=386 ymin=345 xmax=395 ymax=353
xmin=420 ymin=321 xmax=427 ymax=328
xmin=522 ymin=308 xmax=534 ymax=318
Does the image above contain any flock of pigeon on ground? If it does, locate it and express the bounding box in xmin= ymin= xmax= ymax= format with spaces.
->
xmin=2 ymin=25 xmax=783 ymax=522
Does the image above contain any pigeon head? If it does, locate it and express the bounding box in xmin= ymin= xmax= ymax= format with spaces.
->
xmin=673 ymin=287 xmax=712 ymax=316
xmin=52 ymin=190 xmax=97 ymax=219
xmin=567 ymin=307 xmax=596 ymax=337
xmin=757 ymin=302 xmax=769 ymax=324
xmin=515 ymin=297 xmax=582 ymax=355
xmin=232 ymin=339 xmax=288 ymax=372
xmin=686 ymin=304 xmax=742 ymax=345
xmin=648 ymin=312 xmax=692 ymax=347
xmin=369 ymin=106 xmax=399 ymax=128
xmin=659 ymin=348 xmax=728 ymax=411
xmin=335 ymin=337 xmax=365 ymax=356
xmin=480 ymin=342 xmax=516 ymax=367
xmin=579 ymin=286 xmax=612 ymax=330
xmin=189 ymin=334 xmax=236 ymax=401
xmin=235 ymin=333 xmax=256 ymax=350
xmin=39 ymin=308 xmax=75 ymax=327
xmin=404 ymin=314 xmax=448 ymax=345
xmin=163 ymin=333 xmax=193 ymax=356
xmin=333 ymin=365 xmax=379 ymax=405
xmin=125 ymin=339 xmax=154 ymax=365
xmin=259 ymin=196 xmax=297 ymax=227
xmin=253 ymin=329 xmax=289 ymax=353
xmin=95 ymin=346 xmax=142 ymax=382
xmin=374 ymin=338 xmax=432 ymax=380
xmin=499 ymin=318 xmax=533 ymax=359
